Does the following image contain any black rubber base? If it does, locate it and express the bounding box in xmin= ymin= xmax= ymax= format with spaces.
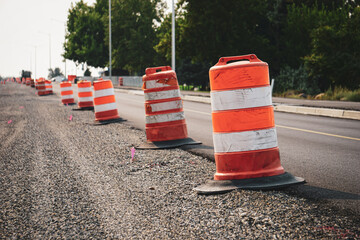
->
xmin=194 ymin=172 xmax=305 ymax=194
xmin=61 ymin=102 xmax=76 ymax=106
xmin=136 ymin=137 xmax=201 ymax=149
xmin=92 ymin=117 xmax=126 ymax=125
xmin=72 ymin=106 xmax=94 ymax=111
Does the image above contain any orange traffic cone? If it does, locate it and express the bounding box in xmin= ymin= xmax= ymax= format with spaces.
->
xmin=194 ymin=54 xmax=304 ymax=194
xmin=93 ymin=79 xmax=122 ymax=124
xmin=75 ymin=80 xmax=94 ymax=110
xmin=136 ymin=66 xmax=201 ymax=149
xmin=60 ymin=81 xmax=75 ymax=105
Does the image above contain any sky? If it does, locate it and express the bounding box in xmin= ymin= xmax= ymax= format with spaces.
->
xmin=0 ymin=0 xmax=173 ymax=79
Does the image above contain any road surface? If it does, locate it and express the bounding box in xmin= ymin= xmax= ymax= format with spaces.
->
xmin=53 ymin=84 xmax=360 ymax=213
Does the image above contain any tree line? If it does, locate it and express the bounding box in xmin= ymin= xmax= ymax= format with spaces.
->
xmin=64 ymin=0 xmax=360 ymax=94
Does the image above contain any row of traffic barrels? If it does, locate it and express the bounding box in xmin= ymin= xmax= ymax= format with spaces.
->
xmin=7 ymin=54 xmax=305 ymax=194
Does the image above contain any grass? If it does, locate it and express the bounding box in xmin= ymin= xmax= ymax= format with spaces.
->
xmin=179 ymin=84 xmax=360 ymax=102
xmin=273 ymin=87 xmax=360 ymax=102
xmin=179 ymin=84 xmax=209 ymax=92
xmin=321 ymin=87 xmax=360 ymax=102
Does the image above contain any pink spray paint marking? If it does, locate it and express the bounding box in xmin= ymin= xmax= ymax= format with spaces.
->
xmin=7 ymin=120 xmax=12 ymax=124
xmin=19 ymin=106 xmax=24 ymax=109
xmin=131 ymin=147 xmax=136 ymax=161
xmin=69 ymin=115 xmax=73 ymax=121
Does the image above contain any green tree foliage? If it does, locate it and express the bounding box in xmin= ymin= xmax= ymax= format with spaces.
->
xmin=48 ymin=67 xmax=64 ymax=79
xmin=110 ymin=0 xmax=163 ymax=75
xmin=64 ymin=0 xmax=108 ymax=68
xmin=84 ymin=68 xmax=91 ymax=76
xmin=177 ymin=0 xmax=270 ymax=64
xmin=304 ymin=5 xmax=360 ymax=91
xmin=63 ymin=0 xmax=359 ymax=94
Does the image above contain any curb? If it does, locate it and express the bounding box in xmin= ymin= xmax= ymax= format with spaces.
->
xmin=274 ymin=105 xmax=360 ymax=121
xmin=114 ymin=88 xmax=360 ymax=121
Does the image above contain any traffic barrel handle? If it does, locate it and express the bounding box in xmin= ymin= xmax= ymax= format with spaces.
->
xmin=145 ymin=66 xmax=172 ymax=75
xmin=216 ymin=54 xmax=261 ymax=66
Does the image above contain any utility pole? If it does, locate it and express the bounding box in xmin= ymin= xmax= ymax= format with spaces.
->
xmin=51 ymin=18 xmax=67 ymax=78
xmin=172 ymin=0 xmax=175 ymax=71
xmin=34 ymin=46 xmax=37 ymax=79
xmin=109 ymin=0 xmax=112 ymax=77
xmin=38 ymin=31 xmax=51 ymax=71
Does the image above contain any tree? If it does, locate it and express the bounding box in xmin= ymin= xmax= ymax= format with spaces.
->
xmin=155 ymin=0 xmax=275 ymax=89
xmin=64 ymin=0 xmax=108 ymax=68
xmin=304 ymin=4 xmax=360 ymax=90
xmin=48 ymin=67 xmax=64 ymax=79
xmin=84 ymin=68 xmax=91 ymax=76
xmin=109 ymin=0 xmax=163 ymax=75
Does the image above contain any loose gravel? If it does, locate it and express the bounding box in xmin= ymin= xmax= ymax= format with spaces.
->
xmin=1 ymin=83 xmax=359 ymax=239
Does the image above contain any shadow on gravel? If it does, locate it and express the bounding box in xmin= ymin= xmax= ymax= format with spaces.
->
xmin=87 ymin=118 xmax=127 ymax=126
xmin=181 ymin=144 xmax=214 ymax=151
xmin=284 ymin=184 xmax=359 ymax=200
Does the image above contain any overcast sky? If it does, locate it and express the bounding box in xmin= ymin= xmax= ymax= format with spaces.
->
xmin=0 ymin=0 xmax=172 ymax=79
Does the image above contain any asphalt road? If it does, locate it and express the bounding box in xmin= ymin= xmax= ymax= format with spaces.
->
xmin=53 ymin=84 xmax=360 ymax=214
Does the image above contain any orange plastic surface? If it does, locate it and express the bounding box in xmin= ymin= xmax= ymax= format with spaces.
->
xmin=212 ymin=106 xmax=275 ymax=133
xmin=214 ymin=147 xmax=284 ymax=180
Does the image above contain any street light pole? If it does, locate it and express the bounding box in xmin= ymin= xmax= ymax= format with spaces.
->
xmin=51 ymin=18 xmax=67 ymax=77
xmin=172 ymin=0 xmax=175 ymax=71
xmin=34 ymin=46 xmax=37 ymax=79
xmin=49 ymin=34 xmax=51 ymax=70
xmin=109 ymin=0 xmax=112 ymax=77
xmin=39 ymin=31 xmax=51 ymax=71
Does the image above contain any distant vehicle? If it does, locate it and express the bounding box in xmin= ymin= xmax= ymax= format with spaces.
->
xmin=51 ymin=76 xmax=67 ymax=82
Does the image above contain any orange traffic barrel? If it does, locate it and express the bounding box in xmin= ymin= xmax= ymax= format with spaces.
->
xmin=119 ymin=77 xmax=123 ymax=86
xmin=60 ymin=81 xmax=75 ymax=105
xmin=76 ymin=80 xmax=94 ymax=110
xmin=26 ymin=78 xmax=31 ymax=86
xmin=136 ymin=66 xmax=201 ymax=149
xmin=194 ymin=54 xmax=304 ymax=194
xmin=22 ymin=78 xmax=26 ymax=84
xmin=36 ymin=79 xmax=47 ymax=96
xmin=30 ymin=79 xmax=35 ymax=88
xmin=35 ymin=79 xmax=39 ymax=89
xmin=93 ymin=79 xmax=121 ymax=124
xmin=44 ymin=80 xmax=53 ymax=95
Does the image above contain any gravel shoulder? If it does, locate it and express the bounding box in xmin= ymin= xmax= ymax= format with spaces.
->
xmin=1 ymin=83 xmax=359 ymax=239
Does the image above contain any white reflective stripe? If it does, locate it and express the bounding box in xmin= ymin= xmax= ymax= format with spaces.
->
xmin=94 ymin=102 xmax=117 ymax=112
xmin=94 ymin=88 xmax=114 ymax=98
xmin=149 ymin=100 xmax=182 ymax=112
xmin=145 ymin=79 xmax=171 ymax=89
xmin=78 ymin=87 xmax=92 ymax=92
xmin=78 ymin=97 xmax=93 ymax=102
xmin=145 ymin=89 xmax=180 ymax=101
xmin=213 ymin=128 xmax=278 ymax=153
xmin=61 ymin=87 xmax=73 ymax=92
xmin=61 ymin=94 xmax=74 ymax=99
xmin=78 ymin=87 xmax=92 ymax=93
xmin=146 ymin=111 xmax=185 ymax=124
xmin=211 ymin=86 xmax=272 ymax=111
xmin=45 ymin=83 xmax=52 ymax=86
